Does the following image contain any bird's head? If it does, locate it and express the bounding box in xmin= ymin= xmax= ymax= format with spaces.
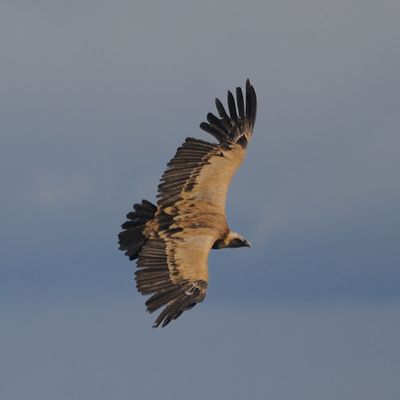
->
xmin=213 ymin=231 xmax=251 ymax=249
xmin=227 ymin=232 xmax=251 ymax=248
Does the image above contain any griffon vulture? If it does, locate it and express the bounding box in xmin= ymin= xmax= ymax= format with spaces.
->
xmin=118 ymin=80 xmax=257 ymax=327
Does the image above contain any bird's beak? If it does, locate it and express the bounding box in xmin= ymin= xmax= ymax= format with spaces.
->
xmin=244 ymin=240 xmax=251 ymax=248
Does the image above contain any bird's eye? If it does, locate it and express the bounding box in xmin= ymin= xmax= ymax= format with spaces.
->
xmin=232 ymin=239 xmax=243 ymax=247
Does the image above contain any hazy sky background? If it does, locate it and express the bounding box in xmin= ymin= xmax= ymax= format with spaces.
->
xmin=1 ymin=1 xmax=399 ymax=399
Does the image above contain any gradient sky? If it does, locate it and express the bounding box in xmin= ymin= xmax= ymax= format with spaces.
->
xmin=1 ymin=1 xmax=400 ymax=399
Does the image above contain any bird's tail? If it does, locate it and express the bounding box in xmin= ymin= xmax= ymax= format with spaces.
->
xmin=118 ymin=199 xmax=157 ymax=260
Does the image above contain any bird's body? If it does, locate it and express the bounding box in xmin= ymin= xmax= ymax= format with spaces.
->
xmin=118 ymin=80 xmax=257 ymax=327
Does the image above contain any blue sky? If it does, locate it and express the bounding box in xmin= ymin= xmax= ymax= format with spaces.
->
xmin=1 ymin=1 xmax=400 ymax=399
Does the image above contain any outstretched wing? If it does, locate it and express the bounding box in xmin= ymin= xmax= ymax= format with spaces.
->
xmin=136 ymin=233 xmax=215 ymax=328
xmin=136 ymin=79 xmax=257 ymax=327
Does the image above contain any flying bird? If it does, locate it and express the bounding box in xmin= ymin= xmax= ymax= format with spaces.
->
xmin=118 ymin=79 xmax=257 ymax=327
